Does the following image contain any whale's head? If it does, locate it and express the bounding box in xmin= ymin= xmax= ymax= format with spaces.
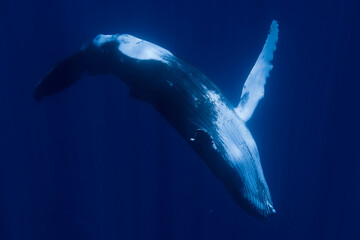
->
xmin=224 ymin=122 xmax=275 ymax=219
xmin=190 ymin=122 xmax=275 ymax=219
xmin=195 ymin=90 xmax=276 ymax=219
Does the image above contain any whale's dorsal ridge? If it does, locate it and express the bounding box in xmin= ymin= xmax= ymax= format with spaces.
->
xmin=236 ymin=20 xmax=279 ymax=122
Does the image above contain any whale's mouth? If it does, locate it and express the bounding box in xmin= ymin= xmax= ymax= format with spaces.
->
xmin=233 ymin=191 xmax=276 ymax=219
xmin=239 ymin=192 xmax=276 ymax=219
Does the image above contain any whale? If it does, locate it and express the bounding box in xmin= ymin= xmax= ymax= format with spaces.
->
xmin=34 ymin=20 xmax=279 ymax=219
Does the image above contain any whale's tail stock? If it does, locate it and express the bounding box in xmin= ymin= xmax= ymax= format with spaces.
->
xmin=34 ymin=51 xmax=86 ymax=102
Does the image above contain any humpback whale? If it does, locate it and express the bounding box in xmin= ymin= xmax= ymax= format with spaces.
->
xmin=34 ymin=20 xmax=279 ymax=219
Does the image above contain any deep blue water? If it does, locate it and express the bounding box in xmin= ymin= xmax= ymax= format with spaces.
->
xmin=1 ymin=0 xmax=359 ymax=239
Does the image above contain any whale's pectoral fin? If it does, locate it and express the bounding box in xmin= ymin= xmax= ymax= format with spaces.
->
xmin=235 ymin=20 xmax=279 ymax=122
xmin=34 ymin=51 xmax=86 ymax=102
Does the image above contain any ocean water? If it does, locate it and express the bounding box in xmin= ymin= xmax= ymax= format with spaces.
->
xmin=0 ymin=0 xmax=359 ymax=239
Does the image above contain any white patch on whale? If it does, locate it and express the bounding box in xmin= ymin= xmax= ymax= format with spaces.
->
xmin=93 ymin=34 xmax=173 ymax=63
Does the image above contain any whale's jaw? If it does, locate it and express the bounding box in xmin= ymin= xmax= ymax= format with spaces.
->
xmin=183 ymin=88 xmax=274 ymax=219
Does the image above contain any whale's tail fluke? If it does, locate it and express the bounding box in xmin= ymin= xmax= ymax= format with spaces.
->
xmin=235 ymin=20 xmax=279 ymax=122
xmin=34 ymin=51 xmax=85 ymax=102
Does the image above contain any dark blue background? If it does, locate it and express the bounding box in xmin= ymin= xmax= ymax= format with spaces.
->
xmin=1 ymin=0 xmax=359 ymax=239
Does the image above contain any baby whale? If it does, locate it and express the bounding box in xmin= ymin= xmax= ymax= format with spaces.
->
xmin=34 ymin=20 xmax=279 ymax=219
